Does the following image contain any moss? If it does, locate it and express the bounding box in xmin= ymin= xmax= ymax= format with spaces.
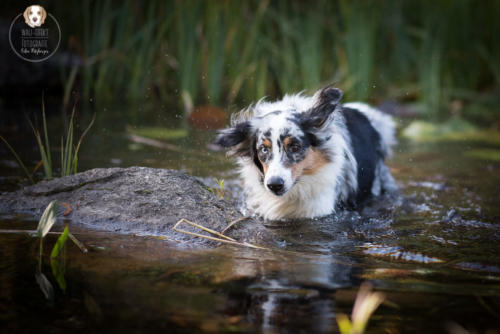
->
xmin=464 ymin=149 xmax=500 ymax=161
xmin=127 ymin=126 xmax=188 ymax=141
xmin=402 ymin=118 xmax=500 ymax=146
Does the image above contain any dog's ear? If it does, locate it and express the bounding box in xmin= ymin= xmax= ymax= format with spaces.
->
xmin=215 ymin=121 xmax=252 ymax=155
xmin=301 ymin=86 xmax=343 ymax=130
xmin=40 ymin=6 xmax=47 ymax=23
xmin=23 ymin=6 xmax=30 ymax=24
xmin=315 ymin=85 xmax=343 ymax=107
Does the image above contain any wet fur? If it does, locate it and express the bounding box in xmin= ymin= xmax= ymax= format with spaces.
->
xmin=216 ymin=86 xmax=396 ymax=220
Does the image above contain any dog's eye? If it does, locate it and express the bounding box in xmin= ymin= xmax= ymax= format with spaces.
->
xmin=38 ymin=11 xmax=41 ymax=15
xmin=289 ymin=143 xmax=301 ymax=153
xmin=259 ymin=146 xmax=269 ymax=154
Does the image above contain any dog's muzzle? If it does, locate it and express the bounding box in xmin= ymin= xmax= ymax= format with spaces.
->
xmin=267 ymin=176 xmax=285 ymax=195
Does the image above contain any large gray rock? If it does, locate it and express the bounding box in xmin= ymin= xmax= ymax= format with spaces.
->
xmin=0 ymin=167 xmax=268 ymax=248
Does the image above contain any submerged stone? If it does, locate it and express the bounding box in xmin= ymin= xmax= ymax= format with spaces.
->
xmin=0 ymin=167 xmax=266 ymax=248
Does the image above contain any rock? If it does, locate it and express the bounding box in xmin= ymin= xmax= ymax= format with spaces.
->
xmin=0 ymin=167 xmax=267 ymax=248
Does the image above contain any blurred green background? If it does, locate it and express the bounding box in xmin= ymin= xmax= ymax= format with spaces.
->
xmin=1 ymin=0 xmax=499 ymax=125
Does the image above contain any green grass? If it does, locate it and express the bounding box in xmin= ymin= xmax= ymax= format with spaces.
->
xmin=0 ymin=99 xmax=95 ymax=182
xmin=28 ymin=97 xmax=53 ymax=179
xmin=60 ymin=107 xmax=96 ymax=177
xmin=53 ymin=0 xmax=499 ymax=123
xmin=203 ymin=3 xmax=226 ymax=105
xmin=174 ymin=0 xmax=202 ymax=114
xmin=340 ymin=0 xmax=379 ymax=101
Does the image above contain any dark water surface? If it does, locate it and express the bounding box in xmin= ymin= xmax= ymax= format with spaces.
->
xmin=1 ymin=109 xmax=500 ymax=333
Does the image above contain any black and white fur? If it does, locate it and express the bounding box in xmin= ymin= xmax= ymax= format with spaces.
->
xmin=216 ymin=86 xmax=396 ymax=220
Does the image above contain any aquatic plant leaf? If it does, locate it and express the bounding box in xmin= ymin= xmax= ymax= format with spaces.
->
xmin=50 ymin=257 xmax=67 ymax=292
xmin=35 ymin=272 xmax=54 ymax=301
xmin=336 ymin=283 xmax=385 ymax=334
xmin=51 ymin=226 xmax=69 ymax=258
xmin=37 ymin=200 xmax=58 ymax=238
xmin=336 ymin=313 xmax=353 ymax=334
xmin=351 ymin=283 xmax=385 ymax=334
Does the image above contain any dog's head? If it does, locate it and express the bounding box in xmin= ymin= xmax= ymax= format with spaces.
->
xmin=217 ymin=86 xmax=343 ymax=196
xmin=24 ymin=5 xmax=47 ymax=28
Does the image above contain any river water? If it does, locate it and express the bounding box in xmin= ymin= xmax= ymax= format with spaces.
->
xmin=1 ymin=109 xmax=499 ymax=333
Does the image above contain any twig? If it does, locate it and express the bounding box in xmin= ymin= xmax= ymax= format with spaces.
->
xmin=125 ymin=133 xmax=207 ymax=157
xmin=126 ymin=134 xmax=181 ymax=152
xmin=68 ymin=232 xmax=88 ymax=253
xmin=172 ymin=218 xmax=268 ymax=250
xmin=175 ymin=218 xmax=236 ymax=242
xmin=0 ymin=229 xmax=62 ymax=235
xmin=221 ymin=216 xmax=251 ymax=235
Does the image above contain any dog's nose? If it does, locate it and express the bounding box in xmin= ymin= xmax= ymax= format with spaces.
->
xmin=267 ymin=177 xmax=284 ymax=195
xmin=33 ymin=17 xmax=37 ymax=22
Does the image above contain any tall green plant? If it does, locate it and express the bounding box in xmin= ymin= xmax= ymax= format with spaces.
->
xmin=295 ymin=11 xmax=323 ymax=91
xmin=173 ymin=0 xmax=202 ymax=114
xmin=28 ymin=97 xmax=53 ymax=179
xmin=225 ymin=0 xmax=269 ymax=103
xmin=339 ymin=0 xmax=379 ymax=101
xmin=417 ymin=11 xmax=443 ymax=118
xmin=66 ymin=0 xmax=499 ymax=123
xmin=267 ymin=4 xmax=299 ymax=94
xmin=2 ymin=99 xmax=95 ymax=181
xmin=61 ymin=107 xmax=96 ymax=176
xmin=203 ymin=3 xmax=227 ymax=105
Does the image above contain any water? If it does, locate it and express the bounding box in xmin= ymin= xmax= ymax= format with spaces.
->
xmin=1 ymin=109 xmax=500 ymax=333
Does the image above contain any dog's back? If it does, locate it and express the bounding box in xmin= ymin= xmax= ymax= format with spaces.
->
xmin=340 ymin=103 xmax=396 ymax=204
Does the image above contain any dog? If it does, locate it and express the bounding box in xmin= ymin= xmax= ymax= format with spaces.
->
xmin=23 ymin=5 xmax=47 ymax=28
xmin=216 ymin=86 xmax=397 ymax=220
